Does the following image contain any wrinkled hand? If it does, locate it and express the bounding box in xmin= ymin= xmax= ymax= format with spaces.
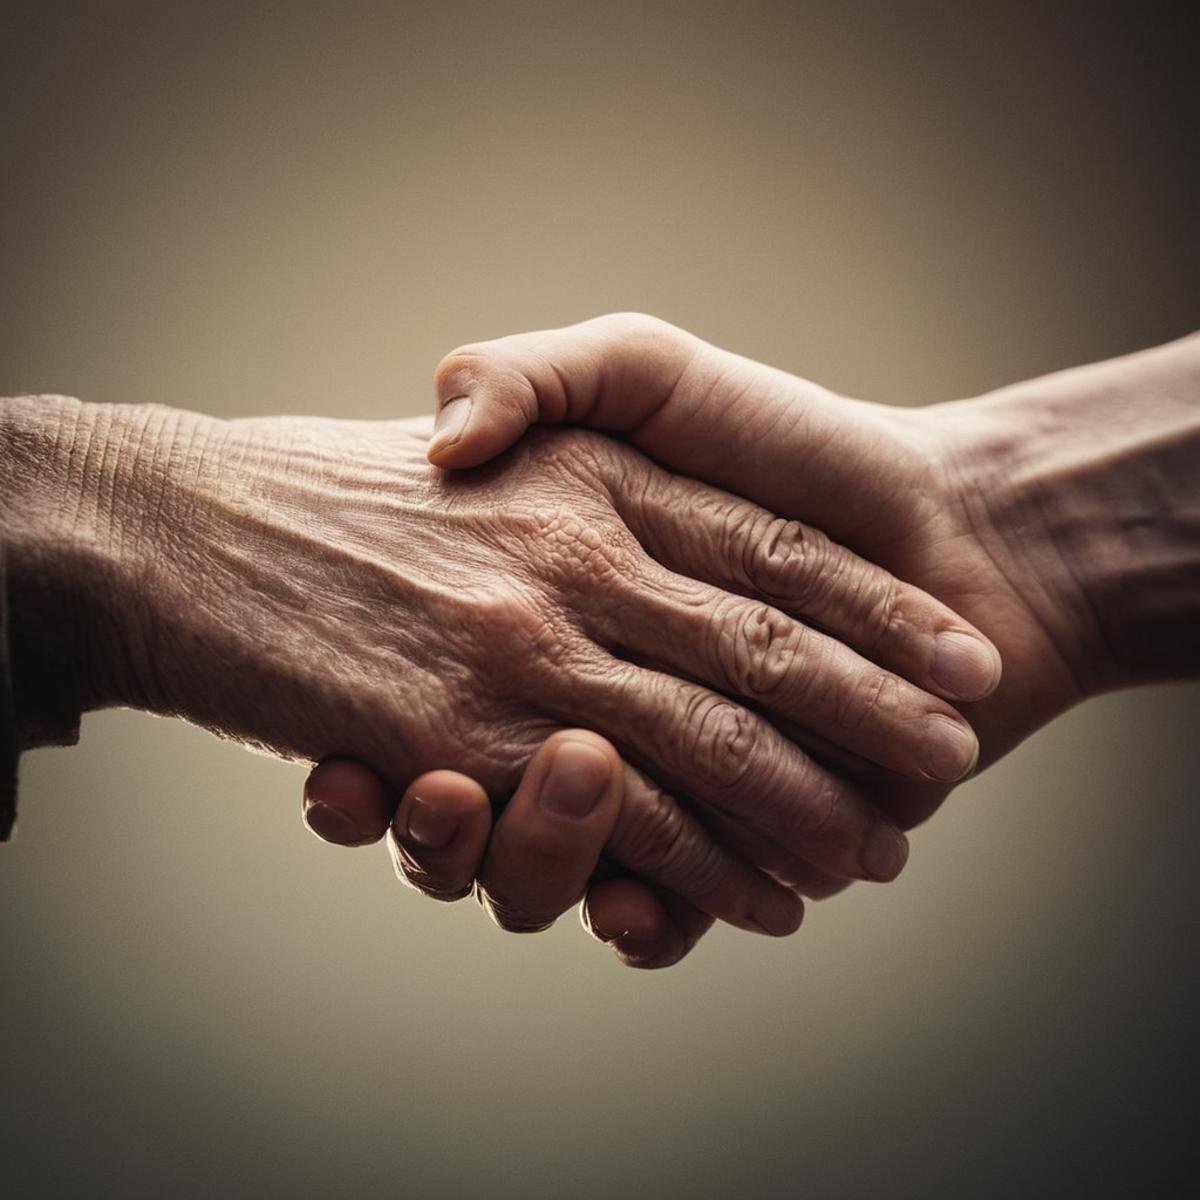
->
xmin=96 ymin=406 xmax=994 ymax=935
xmin=426 ymin=313 xmax=1085 ymax=788
xmin=317 ymin=312 xmax=1127 ymax=965
xmin=306 ymin=731 xmax=715 ymax=968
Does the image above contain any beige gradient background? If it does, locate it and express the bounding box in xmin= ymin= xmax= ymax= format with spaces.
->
xmin=2 ymin=3 xmax=1197 ymax=1197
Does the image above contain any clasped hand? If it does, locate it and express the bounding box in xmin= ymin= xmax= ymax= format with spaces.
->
xmin=8 ymin=319 xmax=1196 ymax=966
xmin=287 ymin=319 xmax=1012 ymax=966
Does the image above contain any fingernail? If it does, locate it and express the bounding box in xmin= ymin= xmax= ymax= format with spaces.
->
xmin=539 ymin=741 xmax=610 ymax=818
xmin=428 ymin=395 xmax=472 ymax=456
xmin=922 ymin=714 xmax=980 ymax=782
xmin=404 ymin=795 xmax=460 ymax=849
xmin=860 ymin=822 xmax=909 ymax=881
xmin=931 ymin=631 xmax=1001 ymax=701
xmin=305 ymin=802 xmax=373 ymax=846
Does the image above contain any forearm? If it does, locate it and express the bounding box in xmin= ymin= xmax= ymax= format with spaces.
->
xmin=946 ymin=333 xmax=1200 ymax=696
xmin=0 ymin=395 xmax=207 ymax=733
xmin=3 ymin=394 xmax=112 ymax=741
xmin=3 ymin=399 xmax=453 ymax=772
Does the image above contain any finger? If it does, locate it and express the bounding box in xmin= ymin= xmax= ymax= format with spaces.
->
xmin=428 ymin=312 xmax=888 ymax=550
xmin=766 ymin=711 xmax=956 ymax=834
xmin=608 ymin=464 xmax=1001 ymax=703
xmin=677 ymin=800 xmax=858 ymax=900
xmin=461 ymin=725 xmax=804 ymax=935
xmin=475 ymin=731 xmax=623 ymax=933
xmin=386 ymin=770 xmax=495 ymax=901
xmin=604 ymin=763 xmax=804 ymax=935
xmin=675 ymin=712 xmax=947 ymax=895
xmin=429 ymin=313 xmax=699 ymax=468
xmin=580 ymin=539 xmax=981 ymax=784
xmin=303 ymin=757 xmax=396 ymax=846
xmin=671 ymin=704 xmax=942 ymax=894
xmin=583 ymin=877 xmax=717 ymax=970
xmin=569 ymin=659 xmax=911 ymax=884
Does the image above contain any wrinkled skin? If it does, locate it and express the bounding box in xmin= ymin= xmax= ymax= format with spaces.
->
xmin=1 ymin=396 xmax=1000 ymax=936
xmin=429 ymin=314 xmax=1200 ymax=799
xmin=315 ymin=314 xmax=1200 ymax=965
xmin=428 ymin=316 xmax=1086 ymax=792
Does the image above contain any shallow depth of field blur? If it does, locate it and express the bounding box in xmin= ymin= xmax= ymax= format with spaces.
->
xmin=1 ymin=4 xmax=1196 ymax=1197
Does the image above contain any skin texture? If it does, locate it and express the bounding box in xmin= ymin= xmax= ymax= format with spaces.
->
xmin=0 ymin=393 xmax=1002 ymax=938
xmin=315 ymin=314 xmax=1200 ymax=966
xmin=306 ymin=734 xmax=717 ymax=966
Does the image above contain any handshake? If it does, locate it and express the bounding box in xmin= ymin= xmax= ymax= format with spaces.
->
xmin=4 ymin=314 xmax=1198 ymax=967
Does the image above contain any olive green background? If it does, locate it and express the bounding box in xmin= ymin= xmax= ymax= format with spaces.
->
xmin=2 ymin=3 xmax=1197 ymax=1197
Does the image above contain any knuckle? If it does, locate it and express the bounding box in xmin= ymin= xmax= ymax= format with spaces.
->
xmin=688 ymin=699 xmax=760 ymax=790
xmin=727 ymin=508 xmax=781 ymax=588
xmin=610 ymin=783 xmax=732 ymax=901
xmin=722 ymin=603 xmax=802 ymax=698
xmin=602 ymin=311 xmax=700 ymax=373
xmin=836 ymin=670 xmax=901 ymax=732
xmin=436 ymin=347 xmax=540 ymax=422
xmin=751 ymin=520 xmax=842 ymax=611
xmin=596 ymin=310 xmax=673 ymax=341
xmin=859 ymin=573 xmax=910 ymax=651
xmin=434 ymin=344 xmax=480 ymax=389
xmin=609 ymin=788 xmax=688 ymax=871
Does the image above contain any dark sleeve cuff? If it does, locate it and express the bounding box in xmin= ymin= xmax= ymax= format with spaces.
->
xmin=0 ymin=540 xmax=82 ymax=842
xmin=1 ymin=542 xmax=19 ymax=841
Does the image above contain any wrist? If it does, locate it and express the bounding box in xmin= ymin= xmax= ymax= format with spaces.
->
xmin=0 ymin=395 xmax=214 ymax=732
xmin=944 ymin=334 xmax=1200 ymax=695
xmin=2 ymin=394 xmax=112 ymax=743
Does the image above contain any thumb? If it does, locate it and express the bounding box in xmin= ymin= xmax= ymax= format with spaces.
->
xmin=427 ymin=312 xmax=699 ymax=468
xmin=426 ymin=312 xmax=910 ymax=549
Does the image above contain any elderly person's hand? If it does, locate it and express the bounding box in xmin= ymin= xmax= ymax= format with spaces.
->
xmin=319 ymin=315 xmax=1199 ymax=966
xmin=305 ymin=731 xmax=718 ymax=968
xmin=3 ymin=396 xmax=998 ymax=937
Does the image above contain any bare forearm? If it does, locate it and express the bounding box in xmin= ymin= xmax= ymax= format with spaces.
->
xmin=946 ymin=333 xmax=1200 ymax=695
